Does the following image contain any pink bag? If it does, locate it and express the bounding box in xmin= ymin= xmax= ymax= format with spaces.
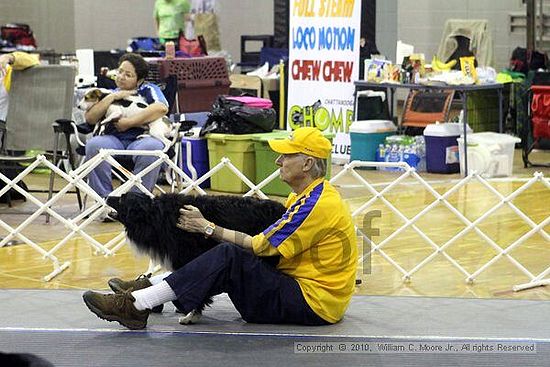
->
xmin=225 ymin=96 xmax=273 ymax=109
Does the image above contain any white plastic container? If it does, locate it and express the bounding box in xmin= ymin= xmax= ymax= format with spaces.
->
xmin=456 ymin=132 xmax=521 ymax=177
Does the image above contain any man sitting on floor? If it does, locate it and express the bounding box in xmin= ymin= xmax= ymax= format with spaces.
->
xmin=82 ymin=127 xmax=358 ymax=328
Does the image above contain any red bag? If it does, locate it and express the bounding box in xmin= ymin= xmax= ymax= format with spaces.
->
xmin=531 ymin=117 xmax=550 ymax=140
xmin=531 ymin=93 xmax=550 ymax=117
xmin=178 ymin=33 xmax=207 ymax=57
xmin=1 ymin=23 xmax=36 ymax=47
xmin=530 ymin=85 xmax=550 ymax=140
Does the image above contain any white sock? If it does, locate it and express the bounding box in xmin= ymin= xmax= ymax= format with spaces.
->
xmin=132 ymin=280 xmax=176 ymax=311
xmin=149 ymin=271 xmax=172 ymax=285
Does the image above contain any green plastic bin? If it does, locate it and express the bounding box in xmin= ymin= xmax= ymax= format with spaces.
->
xmin=207 ymin=130 xmax=334 ymax=195
xmin=253 ymin=130 xmax=334 ymax=197
xmin=206 ymin=133 xmax=258 ymax=193
xmin=253 ymin=131 xmax=293 ymax=197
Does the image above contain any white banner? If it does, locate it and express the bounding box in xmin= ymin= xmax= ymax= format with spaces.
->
xmin=287 ymin=0 xmax=361 ymax=163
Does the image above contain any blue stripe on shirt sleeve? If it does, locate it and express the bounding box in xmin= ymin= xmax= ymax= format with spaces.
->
xmin=139 ymin=83 xmax=168 ymax=106
xmin=263 ymin=182 xmax=324 ymax=247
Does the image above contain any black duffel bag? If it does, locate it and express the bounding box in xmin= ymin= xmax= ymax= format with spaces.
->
xmin=200 ymin=96 xmax=276 ymax=136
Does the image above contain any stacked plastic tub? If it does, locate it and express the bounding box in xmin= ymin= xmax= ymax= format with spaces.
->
xmin=457 ymin=132 xmax=521 ymax=177
xmin=206 ymin=132 xmax=259 ymax=193
xmin=349 ymin=120 xmax=397 ymax=164
xmin=252 ymin=131 xmax=293 ymax=196
xmin=207 ymin=130 xmax=334 ymax=195
xmin=350 ymin=87 xmax=395 ymax=165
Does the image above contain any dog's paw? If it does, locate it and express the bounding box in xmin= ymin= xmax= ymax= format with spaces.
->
xmin=178 ymin=309 xmax=202 ymax=325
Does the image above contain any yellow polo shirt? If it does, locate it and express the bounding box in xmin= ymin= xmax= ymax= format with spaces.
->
xmin=252 ymin=178 xmax=357 ymax=323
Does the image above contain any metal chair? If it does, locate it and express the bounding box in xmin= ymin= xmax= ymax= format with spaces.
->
xmin=229 ymin=74 xmax=263 ymax=97
xmin=401 ymin=89 xmax=455 ymax=135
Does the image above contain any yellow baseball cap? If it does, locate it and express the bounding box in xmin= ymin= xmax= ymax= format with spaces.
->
xmin=268 ymin=127 xmax=332 ymax=159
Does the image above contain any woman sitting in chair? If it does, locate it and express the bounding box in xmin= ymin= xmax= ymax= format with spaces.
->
xmin=84 ymin=53 xmax=169 ymax=199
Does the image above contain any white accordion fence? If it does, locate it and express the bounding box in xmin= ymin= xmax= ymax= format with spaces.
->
xmin=0 ymin=151 xmax=548 ymax=291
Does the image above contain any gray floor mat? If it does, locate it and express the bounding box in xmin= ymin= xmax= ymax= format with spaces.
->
xmin=0 ymin=290 xmax=548 ymax=366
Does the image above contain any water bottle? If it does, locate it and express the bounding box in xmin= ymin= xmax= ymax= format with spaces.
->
xmin=403 ymin=145 xmax=420 ymax=170
xmin=414 ymin=136 xmax=427 ymax=172
xmin=386 ymin=144 xmax=401 ymax=171
xmin=165 ymin=41 xmax=176 ymax=59
xmin=376 ymin=144 xmax=385 ymax=162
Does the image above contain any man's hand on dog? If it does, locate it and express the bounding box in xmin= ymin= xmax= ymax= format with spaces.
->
xmin=177 ymin=205 xmax=208 ymax=233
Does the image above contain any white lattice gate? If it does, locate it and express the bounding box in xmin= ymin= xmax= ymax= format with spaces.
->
xmin=1 ymin=153 xmax=548 ymax=291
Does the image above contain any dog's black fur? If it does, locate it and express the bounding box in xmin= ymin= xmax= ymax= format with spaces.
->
xmin=107 ymin=192 xmax=286 ymax=271
xmin=106 ymin=192 xmax=286 ymax=317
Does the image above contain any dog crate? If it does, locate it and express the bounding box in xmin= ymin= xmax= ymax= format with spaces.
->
xmin=147 ymin=57 xmax=230 ymax=113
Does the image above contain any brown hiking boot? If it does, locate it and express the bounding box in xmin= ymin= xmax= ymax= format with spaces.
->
xmin=108 ymin=273 xmax=153 ymax=293
xmin=108 ymin=274 xmax=164 ymax=313
xmin=82 ymin=290 xmax=150 ymax=330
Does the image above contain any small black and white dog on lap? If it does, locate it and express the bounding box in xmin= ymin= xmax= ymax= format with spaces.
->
xmin=78 ymin=88 xmax=173 ymax=148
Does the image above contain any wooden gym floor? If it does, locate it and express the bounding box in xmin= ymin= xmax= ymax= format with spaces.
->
xmin=0 ymin=149 xmax=549 ymax=301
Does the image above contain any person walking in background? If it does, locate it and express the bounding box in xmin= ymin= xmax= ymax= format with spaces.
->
xmin=154 ymin=0 xmax=191 ymax=47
